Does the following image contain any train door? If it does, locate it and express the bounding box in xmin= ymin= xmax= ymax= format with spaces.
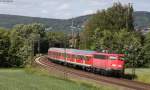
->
xmin=106 ymin=55 xmax=112 ymax=69
xmin=76 ymin=55 xmax=82 ymax=64
xmin=85 ymin=56 xmax=92 ymax=66
xmin=67 ymin=54 xmax=70 ymax=61
xmin=70 ymin=54 xmax=74 ymax=62
xmin=72 ymin=55 xmax=75 ymax=62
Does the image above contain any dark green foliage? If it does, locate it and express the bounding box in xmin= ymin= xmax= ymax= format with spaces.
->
xmin=0 ymin=23 xmax=69 ymax=67
xmin=81 ymin=3 xmax=134 ymax=49
xmin=0 ymin=28 xmax=10 ymax=67
xmin=46 ymin=31 xmax=69 ymax=48
xmin=8 ymin=23 xmax=47 ymax=66
xmin=143 ymin=32 xmax=150 ymax=67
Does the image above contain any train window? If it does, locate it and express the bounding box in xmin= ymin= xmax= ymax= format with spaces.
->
xmin=94 ymin=55 xmax=106 ymax=59
xmin=84 ymin=56 xmax=87 ymax=60
xmin=61 ymin=53 xmax=64 ymax=57
xmin=69 ymin=54 xmax=71 ymax=58
xmin=72 ymin=55 xmax=75 ymax=59
xmin=76 ymin=55 xmax=81 ymax=60
xmin=75 ymin=55 xmax=78 ymax=59
xmin=77 ymin=55 xmax=87 ymax=60
xmin=81 ymin=56 xmax=85 ymax=60
xmin=61 ymin=53 xmax=66 ymax=58
xmin=109 ymin=56 xmax=117 ymax=60
xmin=67 ymin=54 xmax=71 ymax=58
xmin=70 ymin=54 xmax=73 ymax=58
xmin=66 ymin=54 xmax=69 ymax=58
xmin=80 ymin=56 xmax=84 ymax=60
xmin=76 ymin=55 xmax=79 ymax=59
xmin=85 ymin=56 xmax=90 ymax=60
xmin=68 ymin=54 xmax=71 ymax=58
xmin=62 ymin=53 xmax=65 ymax=57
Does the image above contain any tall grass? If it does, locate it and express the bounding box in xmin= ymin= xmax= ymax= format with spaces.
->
xmin=0 ymin=68 xmax=116 ymax=90
xmin=25 ymin=66 xmax=116 ymax=90
xmin=125 ymin=68 xmax=150 ymax=83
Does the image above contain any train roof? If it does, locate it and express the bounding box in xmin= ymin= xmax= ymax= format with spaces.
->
xmin=95 ymin=53 xmax=125 ymax=56
xmin=48 ymin=48 xmax=124 ymax=56
xmin=49 ymin=48 xmax=97 ymax=55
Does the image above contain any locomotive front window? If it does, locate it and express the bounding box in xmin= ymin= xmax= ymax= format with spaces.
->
xmin=109 ymin=56 xmax=117 ymax=60
xmin=120 ymin=56 xmax=126 ymax=60
xmin=94 ymin=55 xmax=106 ymax=59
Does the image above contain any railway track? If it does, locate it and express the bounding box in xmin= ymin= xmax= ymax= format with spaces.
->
xmin=35 ymin=56 xmax=150 ymax=90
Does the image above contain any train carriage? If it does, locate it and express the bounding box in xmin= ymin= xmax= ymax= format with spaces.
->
xmin=48 ymin=48 xmax=125 ymax=76
xmin=48 ymin=48 xmax=96 ymax=67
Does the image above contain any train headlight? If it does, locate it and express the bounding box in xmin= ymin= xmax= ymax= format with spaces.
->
xmin=112 ymin=64 xmax=116 ymax=67
xmin=118 ymin=65 xmax=122 ymax=67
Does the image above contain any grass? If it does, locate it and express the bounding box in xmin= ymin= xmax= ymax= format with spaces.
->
xmin=125 ymin=68 xmax=150 ymax=84
xmin=0 ymin=68 xmax=116 ymax=90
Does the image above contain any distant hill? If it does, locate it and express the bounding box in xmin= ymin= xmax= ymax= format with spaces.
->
xmin=134 ymin=11 xmax=150 ymax=29
xmin=0 ymin=11 xmax=150 ymax=32
xmin=0 ymin=14 xmax=90 ymax=33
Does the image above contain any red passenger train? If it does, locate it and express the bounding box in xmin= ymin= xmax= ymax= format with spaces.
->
xmin=48 ymin=48 xmax=125 ymax=76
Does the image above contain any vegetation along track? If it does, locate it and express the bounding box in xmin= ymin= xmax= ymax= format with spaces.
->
xmin=35 ymin=56 xmax=150 ymax=90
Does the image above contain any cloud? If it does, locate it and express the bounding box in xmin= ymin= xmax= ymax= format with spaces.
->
xmin=64 ymin=13 xmax=72 ymax=18
xmin=54 ymin=11 xmax=72 ymax=19
xmin=57 ymin=3 xmax=70 ymax=11
xmin=89 ymin=0 xmax=101 ymax=6
xmin=83 ymin=10 xmax=95 ymax=15
xmin=41 ymin=10 xmax=48 ymax=14
xmin=0 ymin=0 xmax=150 ymax=19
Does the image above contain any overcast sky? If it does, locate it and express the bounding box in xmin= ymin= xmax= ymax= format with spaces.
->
xmin=0 ymin=0 xmax=150 ymax=19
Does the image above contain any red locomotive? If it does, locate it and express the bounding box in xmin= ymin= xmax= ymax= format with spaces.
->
xmin=48 ymin=48 xmax=125 ymax=76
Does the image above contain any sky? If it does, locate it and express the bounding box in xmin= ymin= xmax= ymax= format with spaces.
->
xmin=0 ymin=0 xmax=150 ymax=19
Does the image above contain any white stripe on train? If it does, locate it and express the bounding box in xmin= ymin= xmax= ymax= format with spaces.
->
xmin=49 ymin=57 xmax=91 ymax=67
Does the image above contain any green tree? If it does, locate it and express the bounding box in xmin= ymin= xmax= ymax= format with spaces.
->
xmin=143 ymin=32 xmax=150 ymax=67
xmin=9 ymin=23 xmax=46 ymax=66
xmin=0 ymin=28 xmax=10 ymax=67
xmin=47 ymin=31 xmax=69 ymax=48
xmin=82 ymin=3 xmax=134 ymax=49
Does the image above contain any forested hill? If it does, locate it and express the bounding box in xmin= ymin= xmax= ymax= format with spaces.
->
xmin=0 ymin=14 xmax=90 ymax=32
xmin=0 ymin=11 xmax=150 ymax=32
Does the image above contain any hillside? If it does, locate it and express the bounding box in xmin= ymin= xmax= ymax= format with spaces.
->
xmin=0 ymin=14 xmax=90 ymax=33
xmin=0 ymin=11 xmax=150 ymax=32
xmin=134 ymin=11 xmax=150 ymax=29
